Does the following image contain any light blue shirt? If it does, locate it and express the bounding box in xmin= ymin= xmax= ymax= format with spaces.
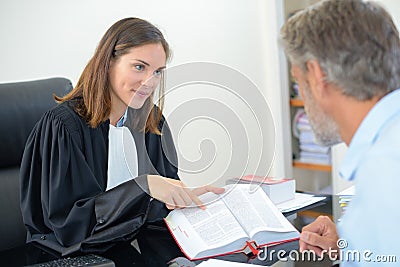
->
xmin=116 ymin=108 xmax=128 ymax=127
xmin=338 ymin=89 xmax=400 ymax=266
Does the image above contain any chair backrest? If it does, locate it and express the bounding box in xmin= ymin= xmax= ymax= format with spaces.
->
xmin=0 ymin=77 xmax=73 ymax=251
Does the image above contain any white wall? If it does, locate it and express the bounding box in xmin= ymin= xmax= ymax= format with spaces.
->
xmin=375 ymin=0 xmax=400 ymax=29
xmin=0 ymin=0 xmax=290 ymax=187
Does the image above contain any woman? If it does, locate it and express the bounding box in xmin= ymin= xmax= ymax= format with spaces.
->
xmin=19 ymin=17 xmax=223 ymax=263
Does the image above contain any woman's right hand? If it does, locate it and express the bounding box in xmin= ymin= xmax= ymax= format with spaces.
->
xmin=147 ymin=175 xmax=225 ymax=210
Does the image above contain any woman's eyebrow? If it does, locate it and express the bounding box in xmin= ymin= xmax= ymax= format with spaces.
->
xmin=134 ymin=59 xmax=150 ymax=66
xmin=134 ymin=59 xmax=166 ymax=70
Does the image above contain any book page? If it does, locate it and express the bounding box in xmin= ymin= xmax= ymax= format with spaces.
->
xmin=181 ymin=198 xmax=247 ymax=247
xmin=165 ymin=192 xmax=248 ymax=259
xmin=222 ymin=184 xmax=297 ymax=238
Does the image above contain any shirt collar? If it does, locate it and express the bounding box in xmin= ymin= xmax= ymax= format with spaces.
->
xmin=340 ymin=89 xmax=400 ymax=181
xmin=116 ymin=108 xmax=128 ymax=127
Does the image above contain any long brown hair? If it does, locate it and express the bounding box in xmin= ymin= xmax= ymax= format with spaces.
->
xmin=55 ymin=17 xmax=170 ymax=133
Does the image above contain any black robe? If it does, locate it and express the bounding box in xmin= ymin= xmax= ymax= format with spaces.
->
xmin=19 ymin=100 xmax=180 ymax=257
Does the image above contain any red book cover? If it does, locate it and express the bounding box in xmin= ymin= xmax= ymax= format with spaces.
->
xmin=164 ymin=184 xmax=300 ymax=260
xmin=239 ymin=175 xmax=293 ymax=185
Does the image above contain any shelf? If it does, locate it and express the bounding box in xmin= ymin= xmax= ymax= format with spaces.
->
xmin=298 ymin=210 xmax=333 ymax=220
xmin=290 ymin=98 xmax=304 ymax=107
xmin=293 ymin=161 xmax=332 ymax=172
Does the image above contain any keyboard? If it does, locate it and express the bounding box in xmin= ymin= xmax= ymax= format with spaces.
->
xmin=25 ymin=254 xmax=115 ymax=267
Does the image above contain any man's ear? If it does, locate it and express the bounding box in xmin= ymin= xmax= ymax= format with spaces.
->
xmin=306 ymin=60 xmax=327 ymax=98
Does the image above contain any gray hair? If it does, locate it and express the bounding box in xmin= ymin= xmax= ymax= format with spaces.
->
xmin=280 ymin=0 xmax=400 ymax=100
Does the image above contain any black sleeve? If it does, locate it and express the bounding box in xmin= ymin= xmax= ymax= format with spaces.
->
xmin=20 ymin=106 xmax=151 ymax=255
xmin=149 ymin=116 xmax=179 ymax=179
xmin=142 ymin=116 xmax=180 ymax=223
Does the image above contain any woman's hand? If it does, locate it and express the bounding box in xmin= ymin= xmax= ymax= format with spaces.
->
xmin=147 ymin=175 xmax=225 ymax=210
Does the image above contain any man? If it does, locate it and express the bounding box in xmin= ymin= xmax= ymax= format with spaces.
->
xmin=280 ymin=0 xmax=400 ymax=265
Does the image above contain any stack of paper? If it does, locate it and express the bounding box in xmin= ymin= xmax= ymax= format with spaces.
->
xmin=337 ymin=186 xmax=355 ymax=221
xmin=276 ymin=192 xmax=326 ymax=213
xmin=293 ymin=109 xmax=331 ymax=165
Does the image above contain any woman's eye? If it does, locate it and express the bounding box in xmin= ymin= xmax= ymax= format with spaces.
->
xmin=134 ymin=65 xmax=144 ymax=71
xmin=154 ymin=69 xmax=163 ymax=76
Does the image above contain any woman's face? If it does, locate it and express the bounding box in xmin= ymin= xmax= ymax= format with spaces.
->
xmin=109 ymin=43 xmax=166 ymax=112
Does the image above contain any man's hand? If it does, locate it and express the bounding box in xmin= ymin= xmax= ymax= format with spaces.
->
xmin=147 ymin=175 xmax=225 ymax=210
xmin=300 ymin=216 xmax=339 ymax=258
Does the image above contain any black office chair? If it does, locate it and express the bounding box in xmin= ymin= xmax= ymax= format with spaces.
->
xmin=0 ymin=77 xmax=72 ymax=251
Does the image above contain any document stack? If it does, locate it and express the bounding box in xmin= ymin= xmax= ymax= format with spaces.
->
xmin=293 ymin=109 xmax=331 ymax=165
xmin=291 ymin=83 xmax=300 ymax=99
xmin=337 ymin=186 xmax=355 ymax=222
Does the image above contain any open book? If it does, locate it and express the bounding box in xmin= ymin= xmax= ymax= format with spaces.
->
xmin=164 ymin=184 xmax=300 ymax=260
